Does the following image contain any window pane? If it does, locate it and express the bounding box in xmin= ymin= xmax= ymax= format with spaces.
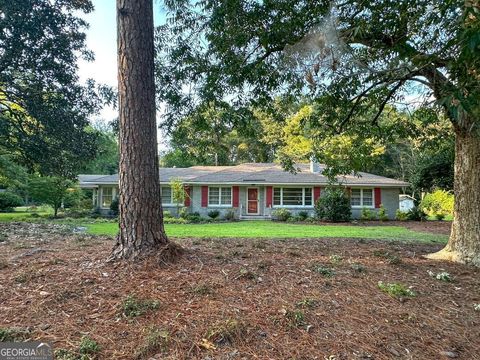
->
xmin=102 ymin=188 xmax=112 ymax=207
xmin=161 ymin=186 xmax=172 ymax=204
xmin=282 ymin=188 xmax=303 ymax=206
xmin=209 ymin=187 xmax=220 ymax=205
xmin=363 ymin=189 xmax=373 ymax=206
xmin=304 ymin=188 xmax=312 ymax=206
xmin=220 ymin=187 xmax=232 ymax=205
xmin=273 ymin=188 xmax=281 ymax=205
xmin=351 ymin=189 xmax=361 ymax=206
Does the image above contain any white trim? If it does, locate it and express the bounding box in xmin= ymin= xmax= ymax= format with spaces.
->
xmin=350 ymin=188 xmax=375 ymax=209
xmin=272 ymin=186 xmax=314 ymax=208
xmin=82 ymin=181 xmax=407 ymax=188
xmin=100 ymin=186 xmax=117 ymax=209
xmin=208 ymin=186 xmax=233 ymax=207
xmin=160 ymin=185 xmax=183 ymax=207
xmin=246 ymin=187 xmax=260 ymax=215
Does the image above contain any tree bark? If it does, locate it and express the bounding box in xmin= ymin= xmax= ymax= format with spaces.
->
xmin=110 ymin=0 xmax=175 ymax=261
xmin=426 ymin=124 xmax=480 ymax=266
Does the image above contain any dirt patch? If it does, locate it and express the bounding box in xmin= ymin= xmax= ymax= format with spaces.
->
xmin=0 ymin=222 xmax=478 ymax=359
xmin=398 ymin=221 xmax=452 ymax=236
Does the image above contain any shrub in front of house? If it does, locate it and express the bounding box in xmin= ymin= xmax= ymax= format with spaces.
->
xmin=407 ymin=206 xmax=427 ymax=221
xmin=314 ymin=188 xmax=351 ymax=222
xmin=395 ymin=209 xmax=409 ymax=221
xmin=208 ymin=209 xmax=220 ymax=219
xmin=378 ymin=204 xmax=389 ymax=221
xmin=110 ymin=197 xmax=119 ymax=216
xmin=163 ymin=217 xmax=188 ymax=224
xmin=361 ymin=207 xmax=376 ymax=221
xmin=63 ymin=187 xmax=83 ymax=209
xmin=271 ymin=208 xmax=291 ymax=221
xmin=186 ymin=212 xmax=202 ymax=223
xmin=0 ymin=192 xmax=23 ymax=212
xmin=224 ymin=209 xmax=236 ymax=221
xmin=178 ymin=207 xmax=189 ymax=219
xmin=298 ymin=210 xmax=309 ymax=221
xmin=287 ymin=215 xmax=301 ymax=222
xmin=90 ymin=207 xmax=102 ymax=218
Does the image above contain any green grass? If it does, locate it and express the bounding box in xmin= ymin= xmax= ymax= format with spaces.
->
xmin=0 ymin=207 xmax=52 ymax=222
xmin=427 ymin=214 xmax=453 ymax=221
xmin=84 ymin=221 xmax=447 ymax=243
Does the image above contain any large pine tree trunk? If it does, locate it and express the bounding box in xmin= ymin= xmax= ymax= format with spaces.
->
xmin=427 ymin=125 xmax=480 ymax=266
xmin=110 ymin=0 xmax=174 ymax=261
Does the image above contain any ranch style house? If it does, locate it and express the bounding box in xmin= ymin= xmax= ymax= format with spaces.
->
xmin=78 ymin=162 xmax=408 ymax=220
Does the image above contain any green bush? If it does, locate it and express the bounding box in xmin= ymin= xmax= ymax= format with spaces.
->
xmin=186 ymin=212 xmax=202 ymax=223
xmin=163 ymin=210 xmax=173 ymax=218
xmin=287 ymin=215 xmax=301 ymax=222
xmin=435 ymin=213 xmax=446 ymax=221
xmin=297 ymin=210 xmax=309 ymax=221
xmin=163 ymin=217 xmax=188 ymax=224
xmin=208 ymin=209 xmax=220 ymax=219
xmin=76 ymin=198 xmax=93 ymax=211
xmin=0 ymin=192 xmax=23 ymax=211
xmin=63 ymin=188 xmax=83 ymax=209
xmin=420 ymin=189 xmax=454 ymax=219
xmin=395 ymin=209 xmax=409 ymax=221
xmin=378 ymin=204 xmax=389 ymax=221
xmin=361 ymin=207 xmax=376 ymax=221
xmin=224 ymin=209 xmax=236 ymax=221
xmin=314 ymin=187 xmax=351 ymax=222
xmin=110 ymin=197 xmax=119 ymax=216
xmin=407 ymin=206 xmax=427 ymax=221
xmin=271 ymin=208 xmax=291 ymax=221
xmin=178 ymin=207 xmax=188 ymax=219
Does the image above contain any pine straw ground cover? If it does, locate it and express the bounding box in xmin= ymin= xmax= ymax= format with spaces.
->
xmin=0 ymin=223 xmax=479 ymax=359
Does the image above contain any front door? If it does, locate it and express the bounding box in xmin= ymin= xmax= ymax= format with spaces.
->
xmin=247 ymin=188 xmax=259 ymax=214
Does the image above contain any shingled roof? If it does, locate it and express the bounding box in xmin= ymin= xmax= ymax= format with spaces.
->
xmin=79 ymin=163 xmax=408 ymax=187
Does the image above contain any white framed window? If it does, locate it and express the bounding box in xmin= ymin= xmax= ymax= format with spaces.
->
xmin=350 ymin=188 xmax=374 ymax=208
xmin=208 ymin=186 xmax=232 ymax=206
xmin=101 ymin=187 xmax=114 ymax=208
xmin=161 ymin=186 xmax=173 ymax=205
xmin=273 ymin=187 xmax=313 ymax=207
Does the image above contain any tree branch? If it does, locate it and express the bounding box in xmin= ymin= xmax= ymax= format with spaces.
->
xmin=370 ymin=80 xmax=405 ymax=126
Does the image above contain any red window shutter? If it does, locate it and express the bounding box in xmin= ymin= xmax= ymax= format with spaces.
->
xmin=374 ymin=188 xmax=382 ymax=208
xmin=201 ymin=186 xmax=208 ymax=207
xmin=184 ymin=185 xmax=191 ymax=207
xmin=232 ymin=186 xmax=239 ymax=207
xmin=266 ymin=186 xmax=273 ymax=208
xmin=313 ymin=187 xmax=321 ymax=203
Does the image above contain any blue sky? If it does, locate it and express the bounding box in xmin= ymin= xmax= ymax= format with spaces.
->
xmin=78 ymin=0 xmax=166 ymax=123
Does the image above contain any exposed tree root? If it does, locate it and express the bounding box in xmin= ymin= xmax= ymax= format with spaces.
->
xmin=425 ymin=246 xmax=480 ymax=267
xmin=108 ymin=240 xmax=184 ymax=264
xmin=424 ymin=247 xmax=462 ymax=263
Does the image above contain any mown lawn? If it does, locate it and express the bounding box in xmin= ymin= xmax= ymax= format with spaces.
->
xmin=0 ymin=207 xmax=52 ymax=222
xmin=84 ymin=220 xmax=448 ymax=243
